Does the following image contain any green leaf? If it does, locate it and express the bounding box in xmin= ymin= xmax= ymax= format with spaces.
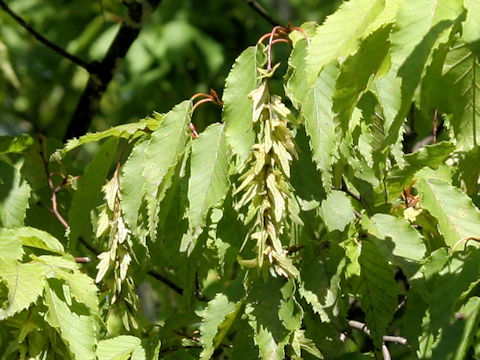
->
xmin=278 ymin=281 xmax=303 ymax=332
xmin=333 ymin=25 xmax=392 ymax=132
xmin=40 ymin=256 xmax=99 ymax=314
xmin=357 ymin=240 xmax=398 ymax=348
xmin=0 ymin=161 xmax=31 ymax=228
xmin=121 ymin=139 xmax=149 ymax=235
xmin=321 ymin=190 xmax=355 ymax=232
xmin=68 ymin=137 xmax=119 ymax=242
xmin=0 ymin=134 xmax=34 ymax=154
xmin=416 ymin=170 xmax=480 ymax=248
xmin=302 ymin=62 xmax=338 ymax=190
xmin=299 ymin=242 xmax=345 ymax=322
xmin=291 ymin=330 xmax=323 ymax=359
xmin=390 ymin=0 xmax=463 ymax=68
xmin=428 ymin=248 xmax=480 ymax=332
xmin=362 ymin=214 xmax=426 ymax=277
xmin=430 ymin=295 xmax=480 ymax=360
xmin=383 ymin=141 xmax=454 ymax=201
xmin=187 ymin=123 xmax=229 ymax=238
xmin=284 ymin=41 xmax=308 ymax=109
xmin=143 ymin=100 xmax=192 ymax=239
xmin=246 ymin=276 xmax=290 ymax=360
xmin=4 ymin=226 xmax=65 ymax=254
xmin=439 ymin=42 xmax=480 ymax=150
xmin=284 ymin=25 xmax=315 ymax=109
xmin=462 ymin=0 xmax=480 ymax=46
xmin=383 ymin=1 xmax=462 ymax=149
xmin=223 ymin=44 xmax=266 ymax=162
xmin=0 ymin=260 xmax=46 ymax=320
xmin=51 ymin=116 xmax=160 ymax=160
xmin=0 ymin=229 xmax=24 ymax=260
xmin=43 ymin=280 xmax=96 ymax=360
xmin=307 ymin=0 xmax=385 ymax=78
xmin=198 ymin=293 xmax=242 ymax=360
xmin=453 ymin=296 xmax=480 ymax=359
xmin=96 ymin=335 xmax=142 ymax=360
xmin=371 ymin=69 xmax=403 ymax=134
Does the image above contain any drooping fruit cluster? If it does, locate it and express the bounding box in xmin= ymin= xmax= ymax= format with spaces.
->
xmin=95 ymin=166 xmax=141 ymax=331
xmin=235 ymin=68 xmax=302 ymax=278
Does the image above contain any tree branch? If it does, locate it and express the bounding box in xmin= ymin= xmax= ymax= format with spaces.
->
xmin=37 ymin=137 xmax=70 ymax=230
xmin=63 ymin=0 xmax=162 ymax=141
xmin=0 ymin=0 xmax=90 ymax=71
xmin=348 ymin=320 xmax=408 ymax=346
xmin=243 ymin=0 xmax=280 ymax=27
xmin=147 ymin=270 xmax=183 ymax=296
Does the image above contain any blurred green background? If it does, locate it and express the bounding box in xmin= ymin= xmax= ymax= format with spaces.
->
xmin=0 ymin=0 xmax=340 ymax=140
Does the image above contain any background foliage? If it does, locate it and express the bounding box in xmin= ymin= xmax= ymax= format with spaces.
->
xmin=1 ymin=0 xmax=480 ymax=359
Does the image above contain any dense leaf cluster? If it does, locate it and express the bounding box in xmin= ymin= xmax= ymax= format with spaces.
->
xmin=1 ymin=0 xmax=480 ymax=359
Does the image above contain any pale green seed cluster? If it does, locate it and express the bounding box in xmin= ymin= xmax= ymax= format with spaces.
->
xmin=96 ymin=168 xmax=141 ymax=331
xmin=235 ymin=81 xmax=301 ymax=278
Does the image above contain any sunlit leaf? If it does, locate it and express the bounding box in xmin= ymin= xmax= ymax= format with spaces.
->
xmin=223 ymin=44 xmax=266 ymax=162
xmin=307 ymin=0 xmax=385 ymax=79
xmin=44 ymin=280 xmax=96 ymax=360
xmin=0 ymin=161 xmax=31 ymax=228
xmin=186 ymin=123 xmax=229 ymax=245
xmin=416 ymin=169 xmax=480 ymax=249
xmin=321 ymin=190 xmax=355 ymax=232
xmin=0 ymin=260 xmax=46 ymax=320
xmin=362 ymin=214 xmax=426 ymax=277
xmin=96 ymin=335 xmax=143 ymax=360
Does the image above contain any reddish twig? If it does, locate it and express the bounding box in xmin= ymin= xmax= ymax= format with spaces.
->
xmin=191 ymin=98 xmax=214 ymax=113
xmin=271 ymin=38 xmax=290 ymax=45
xmin=189 ymin=89 xmax=223 ymax=139
xmin=37 ymin=137 xmax=70 ymax=230
xmin=433 ymin=109 xmax=438 ymax=144
xmin=267 ymin=26 xmax=284 ymax=71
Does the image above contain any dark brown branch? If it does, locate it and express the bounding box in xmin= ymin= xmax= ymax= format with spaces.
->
xmin=243 ymin=0 xmax=280 ymax=27
xmin=0 ymin=0 xmax=90 ymax=70
xmin=63 ymin=0 xmax=163 ymax=141
xmin=79 ymin=236 xmax=100 ymax=255
xmin=341 ymin=179 xmax=362 ymax=204
xmin=147 ymin=270 xmax=183 ymax=296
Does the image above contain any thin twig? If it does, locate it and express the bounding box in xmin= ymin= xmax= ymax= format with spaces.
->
xmin=243 ymin=0 xmax=280 ymax=27
xmin=37 ymin=138 xmax=70 ymax=230
xmin=341 ymin=180 xmax=361 ymax=204
xmin=79 ymin=236 xmax=100 ymax=255
xmin=0 ymin=0 xmax=90 ymax=70
xmin=147 ymin=270 xmax=183 ymax=296
xmin=348 ymin=320 xmax=408 ymax=346
xmin=433 ymin=109 xmax=438 ymax=144
xmin=46 ymin=174 xmax=70 ymax=229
